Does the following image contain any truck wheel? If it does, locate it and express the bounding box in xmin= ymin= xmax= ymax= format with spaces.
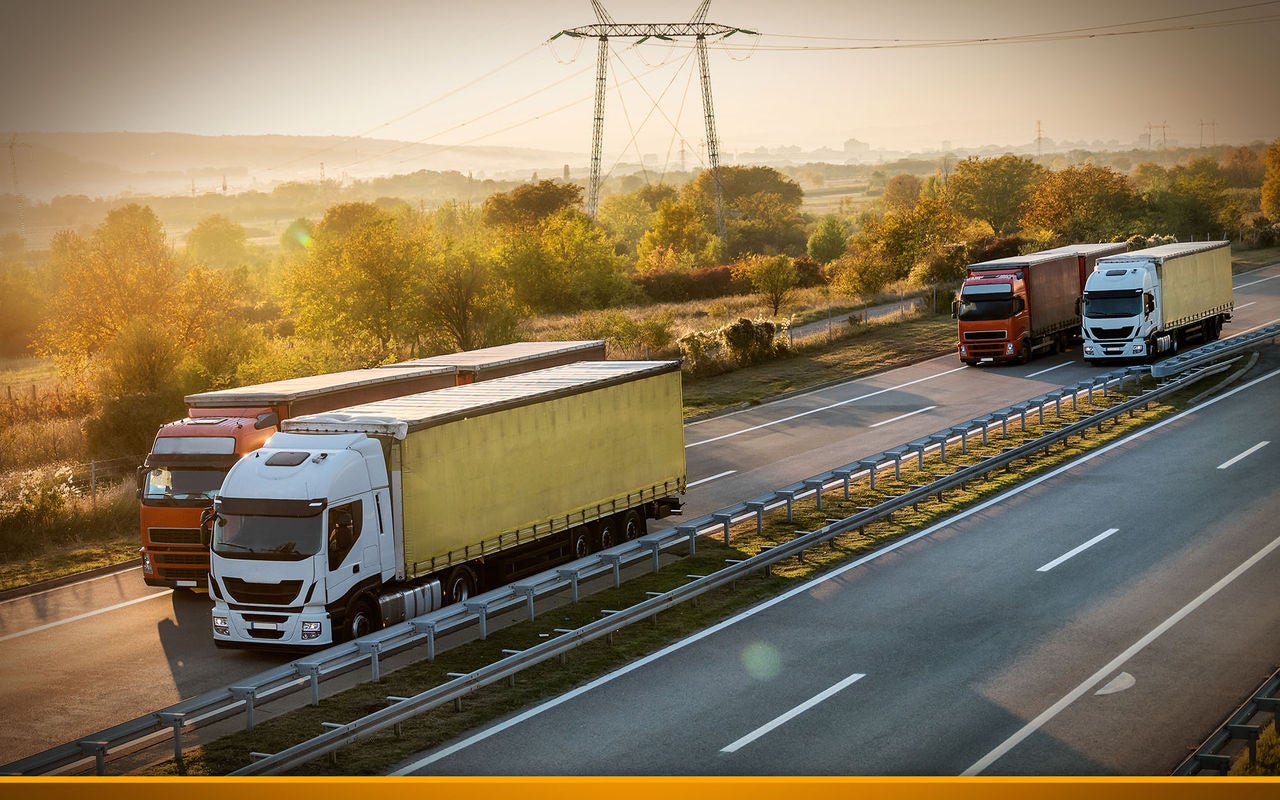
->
xmin=1018 ymin=341 xmax=1032 ymax=365
xmin=344 ymin=598 xmax=378 ymax=642
xmin=597 ymin=518 xmax=617 ymax=551
xmin=622 ymin=509 xmax=645 ymax=541
xmin=445 ymin=566 xmax=477 ymax=604
xmin=570 ymin=529 xmax=590 ymax=560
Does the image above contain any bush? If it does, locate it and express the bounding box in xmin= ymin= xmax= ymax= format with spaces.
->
xmin=637 ymin=264 xmax=747 ymax=303
xmin=1231 ymin=722 xmax=1280 ymax=775
xmin=723 ymin=318 xmax=787 ymax=366
xmin=0 ymin=469 xmax=134 ymax=559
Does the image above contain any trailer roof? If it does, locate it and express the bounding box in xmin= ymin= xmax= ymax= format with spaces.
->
xmin=185 ymin=364 xmax=457 ymax=407
xmin=1097 ymin=240 xmax=1229 ymax=263
xmin=967 ymin=250 xmax=1078 ymax=270
xmin=386 ymin=340 xmax=605 ymax=371
xmin=1038 ymin=243 xmax=1131 ymax=257
xmin=284 ymin=360 xmax=680 ymax=438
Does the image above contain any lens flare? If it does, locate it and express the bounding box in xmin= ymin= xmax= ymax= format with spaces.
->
xmin=741 ymin=641 xmax=781 ymax=681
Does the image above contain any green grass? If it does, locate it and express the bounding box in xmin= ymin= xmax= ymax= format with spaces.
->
xmin=1233 ymin=244 xmax=1280 ymax=270
xmin=147 ymin=377 xmax=1187 ymax=776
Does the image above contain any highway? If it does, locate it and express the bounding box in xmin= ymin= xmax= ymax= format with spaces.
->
xmin=392 ymin=344 xmax=1280 ymax=776
xmin=0 ymin=262 xmax=1276 ymax=768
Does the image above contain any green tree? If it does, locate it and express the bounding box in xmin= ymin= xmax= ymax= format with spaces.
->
xmin=287 ymin=202 xmax=432 ymax=362
xmin=1019 ymin=165 xmax=1138 ymax=244
xmin=482 ymin=180 xmax=583 ymax=227
xmin=1142 ymin=158 xmax=1229 ymax=240
xmin=682 ymin=165 xmax=806 ymax=258
xmin=83 ymin=316 xmax=186 ymax=457
xmin=185 ymin=213 xmax=249 ymax=269
xmin=637 ymin=197 xmax=718 ymax=271
xmin=496 ymin=209 xmax=632 ymax=314
xmin=1221 ymin=146 xmax=1265 ymax=188
xmin=947 ymin=155 xmax=1045 ymax=234
xmin=1262 ymin=140 xmax=1280 ymax=220
xmin=423 ymin=234 xmax=521 ymax=352
xmin=597 ymin=192 xmax=656 ymax=258
xmin=0 ymin=249 xmax=41 ymax=357
xmin=731 ymin=254 xmax=799 ymax=316
xmin=807 ymin=215 xmax=849 ymax=264
xmin=35 ymin=204 xmax=180 ymax=377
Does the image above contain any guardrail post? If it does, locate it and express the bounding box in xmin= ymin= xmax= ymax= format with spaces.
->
xmin=929 ymin=433 xmax=949 ymax=462
xmin=675 ymin=524 xmax=699 ymax=555
xmin=599 ymin=553 xmax=625 ymax=588
xmin=713 ymin=511 xmax=735 ymax=544
xmin=948 ymin=428 xmax=969 ymax=454
xmin=1228 ymin=724 xmax=1262 ymax=767
xmin=229 ymin=686 xmax=258 ymax=729
xmin=804 ymin=479 xmax=825 ymax=511
xmin=411 ymin=619 xmax=438 ymax=661
xmin=556 ymin=568 xmax=582 ymax=603
xmin=463 ymin=601 xmax=490 ymax=640
xmin=78 ymin=740 xmax=109 ymax=776
xmin=295 ymin=662 xmax=323 ymax=705
xmin=386 ymin=697 xmax=409 ymax=738
xmin=356 ymin=641 xmax=383 ymax=682
xmin=157 ymin=712 xmax=187 ymax=774
xmin=512 ymin=583 xmax=538 ymax=621
xmin=858 ymin=460 xmax=880 ymax=491
xmin=743 ymin=503 xmax=766 ymax=537
xmin=778 ymin=490 xmax=798 ymax=523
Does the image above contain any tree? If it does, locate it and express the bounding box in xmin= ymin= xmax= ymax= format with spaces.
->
xmin=682 ymin=165 xmax=806 ymax=258
xmin=422 ymin=234 xmax=521 ymax=352
xmin=1019 ymin=165 xmax=1138 ymax=244
xmin=1221 ymin=146 xmax=1265 ymax=188
xmin=482 ymin=180 xmax=582 ymax=227
xmin=1142 ymin=158 xmax=1229 ymax=240
xmin=731 ymin=254 xmax=799 ymax=316
xmin=35 ymin=204 xmax=180 ymax=376
xmin=637 ymin=197 xmax=719 ymax=271
xmin=286 ymin=202 xmax=432 ymax=362
xmin=496 ymin=209 xmax=632 ymax=314
xmin=597 ymin=192 xmax=656 ymax=258
xmin=185 ymin=213 xmax=248 ymax=269
xmin=807 ymin=215 xmax=849 ymax=264
xmin=0 ymin=251 xmax=40 ymax=357
xmin=1263 ymin=140 xmax=1280 ymax=220
xmin=83 ymin=316 xmax=187 ymax=457
xmin=882 ymin=174 xmax=923 ymax=212
xmin=280 ymin=218 xmax=315 ymax=253
xmin=947 ymin=155 xmax=1045 ymax=234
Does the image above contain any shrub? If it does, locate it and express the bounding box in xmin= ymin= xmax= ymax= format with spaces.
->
xmin=1230 ymin=722 xmax=1280 ymax=776
xmin=723 ymin=318 xmax=786 ymax=366
xmin=0 ymin=469 xmax=134 ymax=559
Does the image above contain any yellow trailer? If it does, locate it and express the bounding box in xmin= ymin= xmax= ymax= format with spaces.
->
xmin=210 ymin=361 xmax=685 ymax=647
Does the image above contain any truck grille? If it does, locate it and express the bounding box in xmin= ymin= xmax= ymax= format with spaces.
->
xmin=148 ymin=527 xmax=202 ymax=545
xmin=1089 ymin=326 xmax=1134 ymax=341
xmin=963 ymin=330 xmax=1008 ymax=341
xmin=156 ymin=554 xmax=207 ymax=565
xmin=222 ymin=578 xmax=303 ymax=605
xmin=154 ymin=567 xmax=208 ymax=581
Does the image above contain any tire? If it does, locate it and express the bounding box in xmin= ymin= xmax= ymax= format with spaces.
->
xmin=622 ymin=509 xmax=645 ymax=541
xmin=343 ymin=597 xmax=378 ymax=642
xmin=445 ymin=565 xmax=477 ymax=604
xmin=1018 ymin=341 xmax=1032 ymax=365
xmin=597 ymin=517 xmax=618 ymax=551
xmin=570 ymin=528 xmax=590 ymax=560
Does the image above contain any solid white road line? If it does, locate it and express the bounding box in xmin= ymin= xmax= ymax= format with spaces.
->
xmin=687 ymin=470 xmax=737 ymax=488
xmin=721 ymin=672 xmax=866 ymax=754
xmin=1217 ymin=441 xmax=1269 ymax=470
xmin=1037 ymin=528 xmax=1120 ymax=573
xmin=685 ymin=368 xmax=966 ymax=447
xmin=1025 ymin=361 xmax=1073 ymax=378
xmin=0 ymin=591 xmax=173 ymax=643
xmin=1234 ymin=302 xmax=1256 ymax=310
xmin=964 ymin=528 xmax=1280 ymax=775
xmin=869 ymin=405 xmax=937 ymax=429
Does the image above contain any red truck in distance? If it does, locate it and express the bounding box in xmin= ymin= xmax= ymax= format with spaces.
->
xmin=138 ymin=341 xmax=607 ymax=589
xmin=954 ymin=243 xmax=1128 ymax=366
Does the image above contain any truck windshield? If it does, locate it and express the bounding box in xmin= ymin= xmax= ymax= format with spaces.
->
xmin=957 ymin=296 xmax=1016 ymax=321
xmin=1083 ymin=294 xmax=1142 ymax=319
xmin=212 ymin=515 xmax=321 ymax=561
xmin=142 ymin=467 xmax=227 ymax=503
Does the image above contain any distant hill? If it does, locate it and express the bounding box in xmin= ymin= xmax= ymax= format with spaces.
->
xmin=4 ymin=132 xmax=586 ymax=201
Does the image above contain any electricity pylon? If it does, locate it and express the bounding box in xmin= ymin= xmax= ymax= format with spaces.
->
xmin=553 ymin=1 xmax=754 ymax=238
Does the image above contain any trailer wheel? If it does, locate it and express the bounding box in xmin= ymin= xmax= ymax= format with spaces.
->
xmin=623 ymin=509 xmax=645 ymax=541
xmin=597 ymin=518 xmax=617 ymax=551
xmin=445 ymin=566 xmax=477 ymax=604
xmin=344 ymin=598 xmax=378 ymax=642
xmin=570 ymin=528 xmax=590 ymax=560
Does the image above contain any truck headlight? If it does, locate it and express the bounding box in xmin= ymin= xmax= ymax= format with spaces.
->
xmin=1132 ymin=342 xmax=1144 ymax=354
xmin=1005 ymin=343 xmax=1015 ymax=355
xmin=959 ymin=345 xmax=967 ymax=356
xmin=142 ymin=552 xmax=153 ymax=575
xmin=213 ymin=616 xmax=229 ymax=635
xmin=302 ymin=621 xmax=323 ymax=640
xmin=1084 ymin=345 xmax=1095 ymax=355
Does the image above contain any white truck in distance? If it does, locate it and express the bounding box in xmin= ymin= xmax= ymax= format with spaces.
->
xmin=207 ymin=361 xmax=686 ymax=649
xmin=1081 ymin=240 xmax=1233 ymax=363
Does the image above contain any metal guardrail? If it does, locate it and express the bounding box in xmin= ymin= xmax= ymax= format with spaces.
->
xmin=3 ymin=330 xmax=1270 ymax=777
xmin=1176 ymin=668 xmax=1280 ymax=775
xmin=1151 ymin=322 xmax=1280 ymax=378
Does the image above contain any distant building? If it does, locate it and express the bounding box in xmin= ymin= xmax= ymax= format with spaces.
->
xmin=843 ymin=138 xmax=871 ymax=155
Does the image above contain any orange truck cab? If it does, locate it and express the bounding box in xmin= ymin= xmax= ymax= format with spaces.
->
xmin=137 ymin=341 xmax=607 ymax=589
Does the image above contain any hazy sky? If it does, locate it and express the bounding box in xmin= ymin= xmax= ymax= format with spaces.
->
xmin=2 ymin=0 xmax=1278 ymax=168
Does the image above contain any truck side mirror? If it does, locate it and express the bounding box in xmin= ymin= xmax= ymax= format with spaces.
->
xmin=1145 ymin=294 xmax=1155 ymax=314
xmin=1075 ymin=297 xmax=1082 ymax=316
xmin=199 ymin=507 xmax=217 ymax=547
xmin=950 ymin=300 xmax=959 ymax=319
xmin=135 ymin=466 xmax=146 ymax=499
xmin=255 ymin=412 xmax=280 ymax=430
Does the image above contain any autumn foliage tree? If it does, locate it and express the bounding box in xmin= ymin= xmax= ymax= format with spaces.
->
xmin=1019 ymin=165 xmax=1138 ymax=244
xmin=1263 ymin=140 xmax=1280 ymax=220
xmin=731 ymin=254 xmax=799 ymax=316
xmin=947 ymin=155 xmax=1045 ymax=235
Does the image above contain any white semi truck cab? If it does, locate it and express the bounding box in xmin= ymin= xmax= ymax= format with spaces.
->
xmin=1080 ymin=262 xmax=1158 ymax=360
xmin=208 ymin=431 xmax=419 ymax=647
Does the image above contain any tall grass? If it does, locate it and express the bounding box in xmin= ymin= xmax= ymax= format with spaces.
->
xmin=0 ymin=468 xmax=135 ymax=564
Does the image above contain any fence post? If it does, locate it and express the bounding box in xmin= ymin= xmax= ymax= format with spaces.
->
xmin=91 ymin=461 xmax=97 ymax=509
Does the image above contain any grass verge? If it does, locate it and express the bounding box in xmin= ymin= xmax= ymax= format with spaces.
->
xmin=149 ymin=373 xmax=1190 ymax=776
